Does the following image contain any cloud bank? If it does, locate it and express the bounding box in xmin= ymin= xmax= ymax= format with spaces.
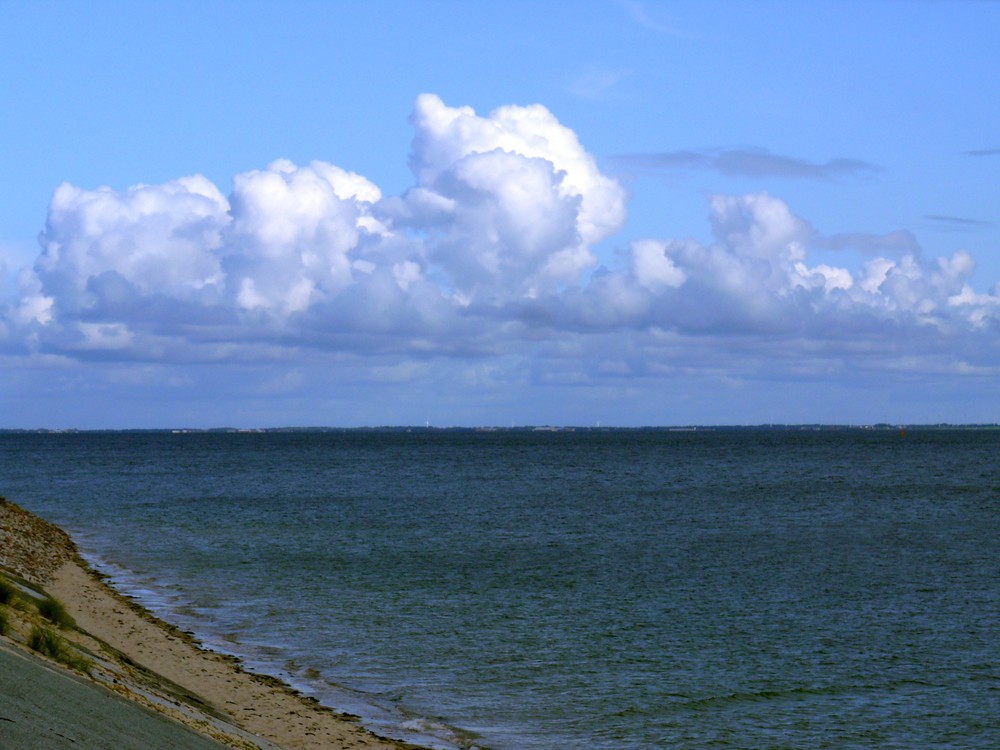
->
xmin=4 ymin=94 xmax=999 ymax=394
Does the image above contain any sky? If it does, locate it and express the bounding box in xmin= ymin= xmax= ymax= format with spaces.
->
xmin=1 ymin=0 xmax=998 ymax=428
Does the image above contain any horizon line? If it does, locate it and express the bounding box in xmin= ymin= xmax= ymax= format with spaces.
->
xmin=2 ymin=423 xmax=998 ymax=434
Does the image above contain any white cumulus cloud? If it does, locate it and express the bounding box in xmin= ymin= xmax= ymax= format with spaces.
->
xmin=392 ymin=93 xmax=627 ymax=300
xmin=569 ymin=192 xmax=998 ymax=346
xmin=225 ymin=159 xmax=383 ymax=314
xmin=36 ymin=175 xmax=229 ymax=309
xmin=2 ymin=95 xmax=998 ymax=390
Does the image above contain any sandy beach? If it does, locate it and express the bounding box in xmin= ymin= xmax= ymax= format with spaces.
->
xmin=0 ymin=498 xmax=428 ymax=750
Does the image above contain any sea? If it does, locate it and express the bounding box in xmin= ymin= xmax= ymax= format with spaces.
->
xmin=0 ymin=428 xmax=997 ymax=749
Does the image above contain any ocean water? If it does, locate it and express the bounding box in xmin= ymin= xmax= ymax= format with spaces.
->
xmin=1 ymin=429 xmax=997 ymax=749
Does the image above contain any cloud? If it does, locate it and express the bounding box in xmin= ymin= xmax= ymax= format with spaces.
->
xmin=556 ymin=192 xmax=998 ymax=356
xmin=4 ymin=94 xmax=999 ymax=393
xmin=568 ymin=65 xmax=630 ymax=100
xmin=620 ymin=0 xmax=683 ymax=35
xmin=814 ymin=230 xmax=922 ymax=256
xmin=404 ymin=93 xmax=625 ymax=245
xmin=612 ymin=148 xmax=880 ymax=180
xmin=226 ymin=159 xmax=384 ymax=315
xmin=925 ymin=214 xmax=992 ymax=227
xmin=965 ymin=147 xmax=1000 ymax=157
xmin=384 ymin=93 xmax=626 ymax=301
xmin=35 ymin=175 xmax=229 ymax=313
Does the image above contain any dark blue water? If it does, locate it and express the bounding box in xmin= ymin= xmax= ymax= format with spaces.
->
xmin=1 ymin=429 xmax=997 ymax=748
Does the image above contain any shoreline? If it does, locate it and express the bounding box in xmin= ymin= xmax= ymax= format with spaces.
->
xmin=68 ymin=545 xmax=463 ymax=747
xmin=0 ymin=498 xmax=439 ymax=750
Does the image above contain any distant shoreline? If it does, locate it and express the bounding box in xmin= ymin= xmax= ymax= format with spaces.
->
xmin=1 ymin=423 xmax=997 ymax=435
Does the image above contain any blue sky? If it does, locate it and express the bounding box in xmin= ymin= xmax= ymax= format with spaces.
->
xmin=1 ymin=0 xmax=998 ymax=428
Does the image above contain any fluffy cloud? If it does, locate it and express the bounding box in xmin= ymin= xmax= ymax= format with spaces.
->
xmin=3 ymin=95 xmax=999 ymax=385
xmin=226 ymin=159 xmax=383 ymax=315
xmin=33 ymin=175 xmax=228 ymax=311
xmin=407 ymin=94 xmax=625 ymax=245
xmin=550 ymin=190 xmax=997 ymax=371
xmin=18 ymin=159 xmax=402 ymax=358
xmin=384 ymin=93 xmax=626 ymax=301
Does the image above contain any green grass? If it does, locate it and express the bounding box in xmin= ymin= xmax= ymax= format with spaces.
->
xmin=0 ymin=576 xmax=18 ymax=606
xmin=37 ymin=597 xmax=75 ymax=629
xmin=28 ymin=625 xmax=91 ymax=672
xmin=28 ymin=624 xmax=62 ymax=655
xmin=0 ymin=607 xmax=8 ymax=636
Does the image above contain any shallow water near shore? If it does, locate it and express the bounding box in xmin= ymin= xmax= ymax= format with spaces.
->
xmin=2 ymin=429 xmax=998 ymax=749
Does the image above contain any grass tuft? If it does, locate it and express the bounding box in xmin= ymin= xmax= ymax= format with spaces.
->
xmin=0 ymin=607 xmax=8 ymax=636
xmin=0 ymin=576 xmax=18 ymax=606
xmin=28 ymin=624 xmax=63 ymax=656
xmin=37 ymin=597 xmax=75 ymax=629
xmin=28 ymin=625 xmax=91 ymax=672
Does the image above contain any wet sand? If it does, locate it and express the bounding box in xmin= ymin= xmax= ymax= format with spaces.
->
xmin=0 ymin=499 xmax=429 ymax=750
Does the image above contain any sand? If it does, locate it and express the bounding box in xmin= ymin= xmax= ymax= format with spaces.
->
xmin=0 ymin=499 xmax=430 ymax=750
